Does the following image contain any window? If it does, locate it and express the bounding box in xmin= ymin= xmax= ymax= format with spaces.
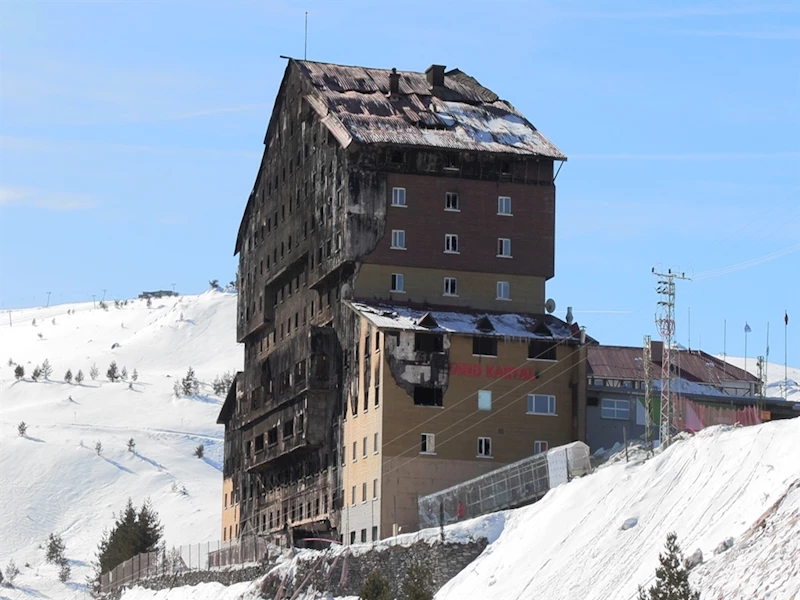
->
xmin=445 ymin=192 xmax=459 ymax=211
xmin=414 ymin=333 xmax=444 ymax=352
xmin=363 ymin=437 xmax=368 ymax=458
xmin=498 ymin=196 xmax=512 ymax=215
xmin=444 ymin=234 xmax=459 ymax=253
xmin=351 ymin=486 xmax=356 ymax=506
xmin=372 ymin=526 xmax=378 ymax=541
xmin=414 ymin=386 xmax=444 ymax=407
xmin=374 ymin=382 xmax=380 ymax=406
xmin=361 ymin=528 xmax=367 ymax=543
xmin=443 ymin=277 xmax=458 ymax=296
xmin=497 ymin=238 xmax=512 ymax=257
xmin=362 ymin=482 xmax=367 ymax=503
xmin=601 ymin=398 xmax=631 ymax=420
xmin=373 ymin=478 xmax=378 ymax=499
xmin=534 ymin=440 xmax=549 ymax=454
xmin=282 ymin=419 xmax=294 ymax=438
xmin=374 ymin=432 xmax=379 ymax=453
xmin=267 ymin=427 xmax=278 ymax=446
xmin=391 ymin=230 xmax=406 ymax=249
xmin=472 ymin=337 xmax=497 ymax=357
xmin=420 ymin=433 xmax=436 ymax=454
xmin=528 ymin=340 xmax=558 ymax=361
xmin=478 ymin=390 xmax=492 ymax=411
xmin=497 ymin=281 xmax=511 ymax=300
xmin=528 ymin=394 xmax=557 ymax=415
xmin=391 ymin=273 xmax=405 ymax=292
xmin=352 ymin=441 xmax=357 ymax=462
xmin=392 ymin=187 xmax=406 ymax=207
xmin=477 ymin=437 xmax=492 ymax=458
xmin=350 ymin=531 xmax=356 ymax=544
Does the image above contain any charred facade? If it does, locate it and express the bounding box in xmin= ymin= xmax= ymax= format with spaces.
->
xmin=219 ymin=59 xmax=574 ymax=546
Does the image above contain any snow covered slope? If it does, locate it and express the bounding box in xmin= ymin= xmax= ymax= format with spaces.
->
xmin=720 ymin=355 xmax=800 ymax=404
xmin=0 ymin=291 xmax=240 ymax=599
xmin=436 ymin=418 xmax=800 ymax=600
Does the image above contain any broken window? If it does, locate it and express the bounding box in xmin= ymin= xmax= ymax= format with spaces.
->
xmin=413 ymin=386 xmax=443 ymax=407
xmin=390 ymin=273 xmax=404 ymax=292
xmin=473 ymin=337 xmax=497 ymax=357
xmin=267 ymin=427 xmax=278 ymax=446
xmin=390 ymin=150 xmax=405 ymax=164
xmin=414 ymin=333 xmax=444 ymax=353
xmin=254 ymin=434 xmax=265 ymax=453
xmin=420 ymin=433 xmax=435 ymax=453
xmin=283 ymin=419 xmax=294 ymax=438
xmin=528 ymin=340 xmax=558 ymax=361
xmin=477 ymin=436 xmax=492 ymax=457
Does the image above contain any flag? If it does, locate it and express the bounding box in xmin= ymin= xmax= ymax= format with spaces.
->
xmin=744 ymin=322 xmax=752 ymax=333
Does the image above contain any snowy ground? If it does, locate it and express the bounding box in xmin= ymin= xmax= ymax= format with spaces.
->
xmin=0 ymin=291 xmax=240 ymax=599
xmin=718 ymin=355 xmax=800 ymax=404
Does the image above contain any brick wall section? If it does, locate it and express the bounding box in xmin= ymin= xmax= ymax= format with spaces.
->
xmin=104 ymin=539 xmax=487 ymax=599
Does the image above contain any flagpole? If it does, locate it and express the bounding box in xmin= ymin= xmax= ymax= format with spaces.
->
xmin=745 ymin=324 xmax=748 ymax=374
xmin=723 ymin=319 xmax=727 ymax=379
xmin=786 ymin=310 xmax=790 ymax=401
xmin=766 ymin=322 xmax=770 ymax=395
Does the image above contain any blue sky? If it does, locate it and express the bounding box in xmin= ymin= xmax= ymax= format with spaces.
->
xmin=1 ymin=0 xmax=798 ymax=365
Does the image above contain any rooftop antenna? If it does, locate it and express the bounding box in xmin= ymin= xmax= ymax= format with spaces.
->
xmin=304 ymin=11 xmax=308 ymax=60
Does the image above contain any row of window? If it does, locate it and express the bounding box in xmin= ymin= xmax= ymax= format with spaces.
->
xmin=348 ymin=526 xmax=379 ymax=545
xmin=390 ymin=230 xmax=513 ymax=258
xmin=392 ymin=188 xmax=513 ymax=216
xmin=350 ymin=478 xmax=380 ymax=505
xmin=390 ymin=272 xmax=512 ymax=300
xmin=418 ymin=433 xmax=550 ymax=457
xmin=350 ymin=432 xmax=380 ymax=462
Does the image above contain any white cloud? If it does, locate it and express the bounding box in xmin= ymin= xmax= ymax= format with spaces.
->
xmin=0 ymin=185 xmax=97 ymax=211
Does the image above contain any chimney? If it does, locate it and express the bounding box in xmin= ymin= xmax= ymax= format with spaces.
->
xmin=389 ymin=68 xmax=400 ymax=96
xmin=425 ymin=64 xmax=445 ymax=88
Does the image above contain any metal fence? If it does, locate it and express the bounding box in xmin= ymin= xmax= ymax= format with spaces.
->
xmin=100 ymin=538 xmax=270 ymax=594
xmin=418 ymin=441 xmax=591 ymax=529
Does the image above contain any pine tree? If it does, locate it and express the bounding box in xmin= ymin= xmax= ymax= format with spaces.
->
xmin=75 ymin=369 xmax=85 ymax=385
xmin=182 ymin=367 xmax=199 ymax=396
xmin=146 ymin=297 xmax=152 ymax=309
xmin=52 ymin=318 xmax=56 ymax=325
xmin=107 ymin=361 xmax=119 ymax=382
xmin=638 ymin=532 xmax=701 ymax=600
xmin=90 ymin=363 xmax=99 ymax=381
xmin=402 ymin=560 xmax=434 ymax=600
xmin=64 ymin=369 xmax=73 ymax=384
xmin=41 ymin=359 xmax=53 ymax=379
xmin=5 ymin=559 xmax=20 ymax=586
xmin=194 ymin=444 xmax=204 ymax=459
xmin=14 ymin=365 xmax=24 ymax=380
xmin=173 ymin=379 xmax=182 ymax=398
xmin=58 ymin=562 xmax=70 ymax=582
xmin=46 ymin=533 xmax=66 ymax=564
xmin=121 ymin=366 xmax=128 ymax=381
xmin=127 ymin=438 xmax=136 ymax=453
xmin=209 ymin=279 xmax=219 ymax=290
xmin=18 ymin=421 xmax=27 ymax=437
xmin=132 ymin=368 xmax=139 ymax=382
xmin=32 ymin=318 xmax=37 ymax=327
xmin=32 ymin=365 xmax=42 ymax=381
xmin=360 ymin=570 xmax=392 ymax=600
xmin=7 ymin=357 xmax=14 ymax=366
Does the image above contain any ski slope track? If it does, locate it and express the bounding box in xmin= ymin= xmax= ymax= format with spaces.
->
xmin=0 ymin=291 xmax=241 ymax=599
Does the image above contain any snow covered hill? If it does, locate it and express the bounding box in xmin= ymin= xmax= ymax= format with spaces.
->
xmin=0 ymin=291 xmax=241 ymax=599
xmin=719 ymin=355 xmax=800 ymax=404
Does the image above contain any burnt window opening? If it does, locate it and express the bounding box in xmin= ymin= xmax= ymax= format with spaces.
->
xmin=298 ymin=412 xmax=304 ymax=434
xmin=254 ymin=434 xmax=265 ymax=453
xmin=501 ymin=161 xmax=511 ymax=175
xmin=390 ymin=150 xmax=406 ymax=164
xmin=283 ymin=419 xmax=294 ymax=439
xmin=473 ymin=336 xmax=498 ymax=357
xmin=587 ymin=397 xmax=599 ymax=407
xmin=414 ymin=333 xmax=444 ymax=353
xmin=444 ymin=154 xmax=459 ymax=170
xmin=414 ymin=386 xmax=444 ymax=407
xmin=528 ymin=340 xmax=558 ymax=361
xmin=417 ymin=313 xmax=438 ymax=328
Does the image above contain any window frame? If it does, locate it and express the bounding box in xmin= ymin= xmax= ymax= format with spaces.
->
xmin=478 ymin=390 xmax=492 ymax=411
xmin=496 ymin=281 xmax=511 ymax=301
xmin=390 ymin=229 xmax=406 ymax=250
xmin=497 ymin=196 xmax=512 ymax=216
xmin=497 ymin=238 xmax=512 ymax=258
xmin=472 ymin=336 xmax=498 ymax=357
xmin=443 ymin=277 xmax=458 ymax=297
xmin=420 ymin=432 xmax=436 ymax=455
xmin=477 ymin=436 xmax=493 ymax=458
xmin=534 ymin=440 xmax=549 ymax=454
xmin=445 ymin=191 xmax=460 ymax=212
xmin=390 ymin=273 xmax=405 ymax=293
xmin=601 ymin=398 xmax=631 ymax=420
xmin=444 ymin=233 xmax=459 ymax=254
xmin=391 ymin=187 xmax=407 ymax=207
xmin=527 ymin=394 xmax=557 ymax=416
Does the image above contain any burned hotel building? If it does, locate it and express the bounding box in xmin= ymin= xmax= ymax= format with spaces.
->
xmin=218 ymin=59 xmax=588 ymax=546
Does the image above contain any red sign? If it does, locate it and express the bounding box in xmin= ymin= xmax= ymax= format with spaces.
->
xmin=450 ymin=362 xmax=538 ymax=381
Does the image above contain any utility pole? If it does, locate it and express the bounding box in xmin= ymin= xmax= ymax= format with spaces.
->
xmin=757 ymin=356 xmax=765 ymax=412
xmin=643 ymin=335 xmax=653 ymax=455
xmin=653 ymin=267 xmax=691 ymax=448
xmin=102 ymin=289 xmax=107 ymax=302
xmin=46 ymin=291 xmax=52 ymax=308
xmin=91 ymin=294 xmax=96 ymax=309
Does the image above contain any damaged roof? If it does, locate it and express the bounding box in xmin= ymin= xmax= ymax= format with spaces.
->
xmin=295 ymin=60 xmax=566 ymax=159
xmin=347 ymin=300 xmax=584 ymax=341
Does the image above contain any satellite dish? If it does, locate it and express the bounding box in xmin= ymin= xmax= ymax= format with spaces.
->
xmin=545 ymin=298 xmax=556 ymax=314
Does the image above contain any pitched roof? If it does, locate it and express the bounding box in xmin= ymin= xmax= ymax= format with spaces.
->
xmin=347 ymin=300 xmax=583 ymax=341
xmin=587 ymin=345 xmax=758 ymax=384
xmin=295 ymin=60 xmax=566 ymax=159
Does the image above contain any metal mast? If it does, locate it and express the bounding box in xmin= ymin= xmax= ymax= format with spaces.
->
xmin=653 ymin=268 xmax=690 ymax=448
xmin=643 ymin=335 xmax=653 ymax=455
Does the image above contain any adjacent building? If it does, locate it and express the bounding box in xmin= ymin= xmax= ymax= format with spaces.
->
xmin=218 ymin=59 xmax=587 ymax=546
